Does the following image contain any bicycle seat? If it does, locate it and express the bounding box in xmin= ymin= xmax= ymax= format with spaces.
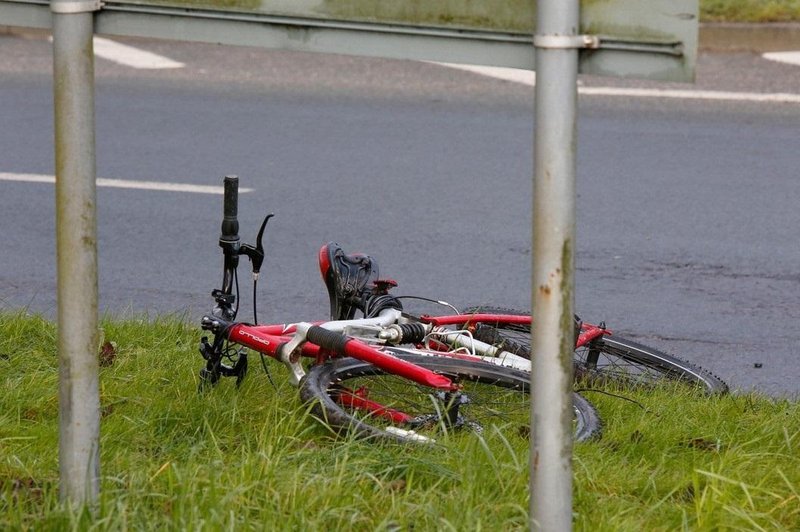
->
xmin=319 ymin=242 xmax=381 ymax=320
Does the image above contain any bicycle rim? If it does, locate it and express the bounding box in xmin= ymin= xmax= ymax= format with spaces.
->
xmin=299 ymin=353 xmax=601 ymax=444
xmin=575 ymin=335 xmax=728 ymax=394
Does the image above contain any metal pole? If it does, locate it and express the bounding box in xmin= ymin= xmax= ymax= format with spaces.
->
xmin=531 ymin=0 xmax=580 ymax=529
xmin=52 ymin=0 xmax=101 ymax=505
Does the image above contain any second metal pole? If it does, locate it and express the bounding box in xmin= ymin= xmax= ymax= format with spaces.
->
xmin=53 ymin=0 xmax=101 ymax=505
xmin=531 ymin=0 xmax=580 ymax=529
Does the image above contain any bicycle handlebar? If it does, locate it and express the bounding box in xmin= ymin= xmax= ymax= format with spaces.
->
xmin=220 ymin=175 xmax=240 ymax=245
xmin=218 ymin=175 xmax=241 ymax=302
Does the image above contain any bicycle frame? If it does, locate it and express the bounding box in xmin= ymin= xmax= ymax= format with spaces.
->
xmin=210 ymin=307 xmax=610 ymax=388
xmin=223 ymin=316 xmax=455 ymax=389
xmin=199 ymin=176 xmax=612 ymax=431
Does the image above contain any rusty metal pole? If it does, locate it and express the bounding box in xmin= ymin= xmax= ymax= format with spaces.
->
xmin=531 ymin=0 xmax=580 ymax=529
xmin=52 ymin=0 xmax=101 ymax=505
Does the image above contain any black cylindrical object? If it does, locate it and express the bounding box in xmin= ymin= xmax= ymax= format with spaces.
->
xmin=221 ymin=175 xmax=239 ymax=243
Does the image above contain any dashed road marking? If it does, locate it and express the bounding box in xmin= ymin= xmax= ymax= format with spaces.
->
xmin=93 ymin=37 xmax=185 ymax=69
xmin=434 ymin=62 xmax=536 ymax=86
xmin=762 ymin=51 xmax=800 ymax=66
xmin=436 ymin=62 xmax=800 ymax=104
xmin=48 ymin=36 xmax=185 ymax=69
xmin=0 ymin=173 xmax=252 ymax=194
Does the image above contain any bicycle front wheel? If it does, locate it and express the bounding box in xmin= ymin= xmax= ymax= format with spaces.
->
xmin=299 ymin=353 xmax=601 ymax=444
xmin=575 ymin=335 xmax=729 ymax=393
xmin=463 ymin=306 xmax=728 ymax=394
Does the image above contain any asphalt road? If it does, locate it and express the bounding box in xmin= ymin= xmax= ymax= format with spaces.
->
xmin=1 ymin=32 xmax=799 ymax=396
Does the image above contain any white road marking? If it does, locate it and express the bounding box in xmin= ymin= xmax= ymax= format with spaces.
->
xmin=762 ymin=51 xmax=800 ymax=67
xmin=48 ymin=36 xmax=184 ymax=69
xmin=436 ymin=63 xmax=800 ymax=104
xmin=93 ymin=37 xmax=185 ymax=69
xmin=435 ymin=62 xmax=536 ymax=86
xmin=578 ymin=86 xmax=800 ymax=104
xmin=0 ymin=173 xmax=252 ymax=194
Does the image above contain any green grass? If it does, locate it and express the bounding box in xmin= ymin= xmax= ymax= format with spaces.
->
xmin=1 ymin=312 xmax=799 ymax=530
xmin=701 ymin=0 xmax=800 ymax=23
xmin=131 ymin=0 xmax=800 ymax=24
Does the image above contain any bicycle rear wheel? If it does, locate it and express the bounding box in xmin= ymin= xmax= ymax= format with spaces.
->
xmin=463 ymin=306 xmax=728 ymax=394
xmin=299 ymin=353 xmax=601 ymax=444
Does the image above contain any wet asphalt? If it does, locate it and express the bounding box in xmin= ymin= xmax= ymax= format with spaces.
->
xmin=1 ymin=32 xmax=799 ymax=396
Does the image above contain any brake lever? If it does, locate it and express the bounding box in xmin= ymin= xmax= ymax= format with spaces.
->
xmin=240 ymin=213 xmax=274 ymax=280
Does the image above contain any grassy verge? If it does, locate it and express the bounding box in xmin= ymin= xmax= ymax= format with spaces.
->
xmin=701 ymin=0 xmax=800 ymax=23
xmin=1 ymin=313 xmax=798 ymax=530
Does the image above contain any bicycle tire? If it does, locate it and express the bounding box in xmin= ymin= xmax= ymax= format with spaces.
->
xmin=462 ymin=306 xmax=728 ymax=394
xmin=299 ymin=353 xmax=601 ymax=444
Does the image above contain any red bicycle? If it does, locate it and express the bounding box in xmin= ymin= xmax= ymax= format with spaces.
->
xmin=198 ymin=176 xmax=725 ymax=444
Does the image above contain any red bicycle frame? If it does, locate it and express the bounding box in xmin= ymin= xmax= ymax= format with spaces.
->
xmin=225 ymin=322 xmax=455 ymax=389
xmin=419 ymin=312 xmax=610 ymax=348
xmin=224 ymin=312 xmax=609 ymax=398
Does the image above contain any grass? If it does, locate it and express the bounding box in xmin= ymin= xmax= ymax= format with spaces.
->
xmin=1 ymin=312 xmax=799 ymax=530
xmin=133 ymin=0 xmax=800 ymax=24
xmin=701 ymin=0 xmax=800 ymax=23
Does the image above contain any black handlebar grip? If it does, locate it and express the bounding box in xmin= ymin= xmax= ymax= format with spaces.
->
xmin=221 ymin=175 xmax=240 ymax=243
xmin=306 ymin=326 xmax=349 ymax=355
